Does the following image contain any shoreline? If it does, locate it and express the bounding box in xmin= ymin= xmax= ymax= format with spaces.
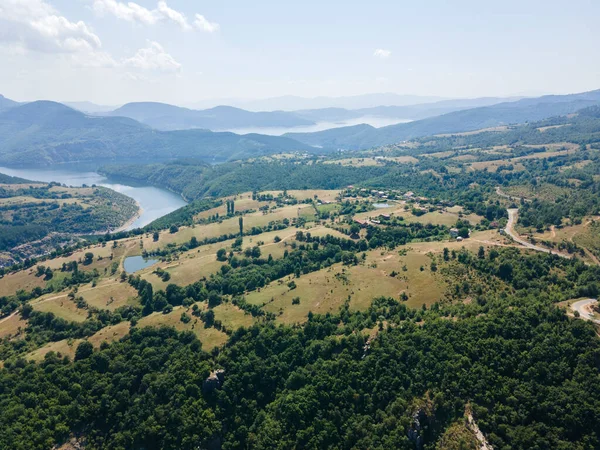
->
xmin=113 ymin=200 xmax=144 ymax=233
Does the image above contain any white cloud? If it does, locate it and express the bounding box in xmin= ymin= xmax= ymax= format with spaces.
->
xmin=92 ymin=0 xmax=157 ymax=25
xmin=157 ymin=1 xmax=191 ymax=31
xmin=0 ymin=0 xmax=183 ymax=74
xmin=374 ymin=48 xmax=391 ymax=59
xmin=92 ymin=0 xmax=218 ymax=32
xmin=193 ymin=14 xmax=219 ymax=33
xmin=0 ymin=0 xmax=102 ymax=54
xmin=123 ymin=40 xmax=181 ymax=72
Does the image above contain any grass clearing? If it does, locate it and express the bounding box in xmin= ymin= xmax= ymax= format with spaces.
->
xmin=31 ymin=294 xmax=89 ymax=323
xmin=0 ymin=312 xmax=27 ymax=339
xmin=0 ymin=268 xmax=46 ymax=297
xmin=79 ymin=280 xmax=139 ymax=311
xmin=246 ymin=250 xmax=447 ymax=324
xmin=138 ymin=306 xmax=228 ymax=351
xmin=213 ymin=302 xmax=256 ymax=329
xmin=26 ymin=339 xmax=81 ymax=362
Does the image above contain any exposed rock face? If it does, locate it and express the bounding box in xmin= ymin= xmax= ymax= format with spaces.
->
xmin=203 ymin=369 xmax=225 ymax=394
xmin=407 ymin=409 xmax=427 ymax=449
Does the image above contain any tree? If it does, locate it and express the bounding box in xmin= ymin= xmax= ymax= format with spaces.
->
xmin=169 ymin=225 xmax=179 ymax=234
xmin=204 ymin=309 xmax=215 ymax=327
xmin=84 ymin=252 xmax=94 ymax=265
xmin=75 ymin=341 xmax=94 ymax=361
xmin=208 ymin=292 xmax=222 ymax=308
xmin=153 ymin=231 xmax=159 ymax=242
xmin=458 ymin=227 xmax=469 ymax=239
xmin=216 ymin=248 xmax=227 ymax=261
xmin=478 ymin=246 xmax=485 ymax=259
xmin=239 ymin=217 xmax=244 ymax=236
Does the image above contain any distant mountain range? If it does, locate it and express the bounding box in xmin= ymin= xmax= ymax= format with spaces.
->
xmin=106 ymin=102 xmax=315 ymax=131
xmin=102 ymin=97 xmax=521 ymax=132
xmin=285 ymin=90 xmax=600 ymax=149
xmin=0 ymin=94 xmax=523 ymax=133
xmin=187 ymin=93 xmax=450 ymax=111
xmin=0 ymin=89 xmax=599 ymax=165
xmin=0 ymin=101 xmax=314 ymax=165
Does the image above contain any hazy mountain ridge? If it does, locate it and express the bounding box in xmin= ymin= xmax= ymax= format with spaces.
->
xmin=107 ymin=102 xmax=315 ymax=131
xmin=286 ymin=89 xmax=600 ymax=149
xmin=0 ymin=94 xmax=19 ymax=112
xmin=0 ymin=101 xmax=315 ymax=165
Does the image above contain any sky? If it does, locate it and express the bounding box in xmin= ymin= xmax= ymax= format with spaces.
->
xmin=0 ymin=0 xmax=599 ymax=106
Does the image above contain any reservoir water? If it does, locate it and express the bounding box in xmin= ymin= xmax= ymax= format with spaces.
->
xmin=0 ymin=164 xmax=187 ymax=229
xmin=123 ymin=256 xmax=159 ymax=273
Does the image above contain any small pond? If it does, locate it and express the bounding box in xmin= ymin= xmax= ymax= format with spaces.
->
xmin=123 ymin=256 xmax=158 ymax=273
xmin=372 ymin=203 xmax=391 ymax=209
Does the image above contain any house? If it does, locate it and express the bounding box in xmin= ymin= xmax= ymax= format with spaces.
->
xmin=354 ymin=218 xmax=368 ymax=227
xmin=404 ymin=191 xmax=415 ymax=199
xmin=456 ymin=236 xmax=464 ymax=242
xmin=450 ymin=228 xmax=459 ymax=238
xmin=380 ymin=213 xmax=391 ymax=219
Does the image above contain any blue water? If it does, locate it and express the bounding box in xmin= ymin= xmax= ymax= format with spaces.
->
xmin=0 ymin=164 xmax=187 ymax=229
xmin=123 ymin=256 xmax=159 ymax=273
xmin=372 ymin=203 xmax=391 ymax=209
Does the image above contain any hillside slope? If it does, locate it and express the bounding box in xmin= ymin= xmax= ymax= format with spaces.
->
xmin=0 ymin=94 xmax=18 ymax=112
xmin=0 ymin=102 xmax=315 ymax=165
xmin=286 ymin=89 xmax=600 ymax=149
xmin=109 ymin=102 xmax=314 ymax=131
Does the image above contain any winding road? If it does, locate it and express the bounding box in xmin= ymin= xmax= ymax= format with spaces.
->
xmin=571 ymin=299 xmax=600 ymax=324
xmin=504 ymin=209 xmax=570 ymax=258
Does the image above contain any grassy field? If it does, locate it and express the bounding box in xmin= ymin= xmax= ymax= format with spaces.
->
xmin=247 ymin=250 xmax=447 ymax=324
xmin=0 ymin=312 xmax=27 ymax=339
xmin=143 ymin=204 xmax=315 ymax=251
xmin=26 ymin=338 xmax=82 ymax=362
xmin=213 ymin=302 xmax=256 ymax=329
xmin=502 ymin=183 xmax=572 ymax=202
xmin=138 ymin=306 xmax=229 ymax=351
xmin=354 ymin=204 xmax=482 ymax=228
xmin=0 ymin=268 xmax=46 ymax=296
xmin=79 ymin=280 xmax=139 ymax=311
xmin=31 ymin=293 xmax=89 ymax=323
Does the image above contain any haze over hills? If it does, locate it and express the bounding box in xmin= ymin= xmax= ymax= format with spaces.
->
xmin=104 ymin=96 xmax=522 ymax=132
xmin=286 ymin=89 xmax=600 ymax=149
xmin=64 ymin=101 xmax=120 ymax=114
xmin=1 ymin=89 xmax=599 ymax=166
xmin=187 ymin=93 xmax=449 ymax=111
xmin=108 ymin=102 xmax=314 ymax=131
xmin=0 ymin=101 xmax=314 ymax=165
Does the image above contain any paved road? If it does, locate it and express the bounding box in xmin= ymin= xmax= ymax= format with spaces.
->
xmin=571 ymin=299 xmax=600 ymax=324
xmin=505 ymin=209 xmax=569 ymax=258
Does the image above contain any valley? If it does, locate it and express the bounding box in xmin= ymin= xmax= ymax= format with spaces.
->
xmin=1 ymin=91 xmax=600 ymax=450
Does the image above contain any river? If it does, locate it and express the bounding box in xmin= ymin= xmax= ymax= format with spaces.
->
xmin=0 ymin=164 xmax=187 ymax=229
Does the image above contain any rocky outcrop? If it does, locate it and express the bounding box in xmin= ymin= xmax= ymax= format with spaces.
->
xmin=202 ymin=369 xmax=225 ymax=394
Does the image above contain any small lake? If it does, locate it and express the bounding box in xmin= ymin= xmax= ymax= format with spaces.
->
xmin=123 ymin=256 xmax=159 ymax=273
xmin=373 ymin=203 xmax=391 ymax=209
xmin=0 ymin=164 xmax=187 ymax=229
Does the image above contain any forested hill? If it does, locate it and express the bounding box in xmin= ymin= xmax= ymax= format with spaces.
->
xmin=286 ymin=89 xmax=600 ymax=149
xmin=0 ymin=101 xmax=315 ymax=165
xmin=0 ymin=172 xmax=31 ymax=184
xmin=109 ymin=102 xmax=314 ymax=131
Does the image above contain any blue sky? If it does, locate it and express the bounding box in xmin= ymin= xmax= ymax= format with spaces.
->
xmin=0 ymin=0 xmax=599 ymax=105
